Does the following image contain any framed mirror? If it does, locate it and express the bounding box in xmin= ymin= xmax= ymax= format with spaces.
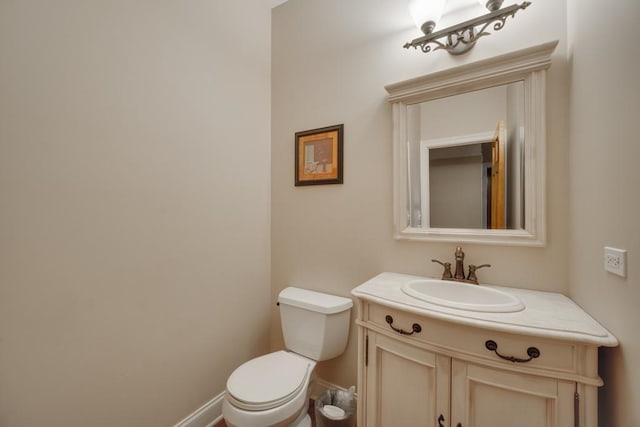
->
xmin=386 ymin=41 xmax=557 ymax=246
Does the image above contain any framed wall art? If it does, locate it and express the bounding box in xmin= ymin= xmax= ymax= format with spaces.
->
xmin=294 ymin=124 xmax=344 ymax=186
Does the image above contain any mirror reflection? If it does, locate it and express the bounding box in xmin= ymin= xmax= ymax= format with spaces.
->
xmin=406 ymin=81 xmax=524 ymax=230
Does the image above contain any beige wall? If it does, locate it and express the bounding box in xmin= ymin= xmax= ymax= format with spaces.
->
xmin=5 ymin=0 xmax=637 ymax=425
xmin=272 ymin=0 xmax=570 ymax=388
xmin=0 ymin=1 xmax=271 ymax=426
xmin=567 ymin=0 xmax=640 ymax=425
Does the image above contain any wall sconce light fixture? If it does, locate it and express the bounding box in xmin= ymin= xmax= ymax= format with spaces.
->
xmin=404 ymin=0 xmax=531 ymax=55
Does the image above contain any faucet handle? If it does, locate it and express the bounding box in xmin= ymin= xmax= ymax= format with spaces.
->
xmin=466 ymin=264 xmax=491 ymax=284
xmin=432 ymin=259 xmax=453 ymax=279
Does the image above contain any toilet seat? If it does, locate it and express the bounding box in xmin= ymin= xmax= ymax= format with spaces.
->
xmin=225 ymin=351 xmax=315 ymax=411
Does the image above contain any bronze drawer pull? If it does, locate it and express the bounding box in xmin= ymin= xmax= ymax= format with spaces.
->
xmin=485 ymin=340 xmax=541 ymax=363
xmin=385 ymin=315 xmax=422 ymax=335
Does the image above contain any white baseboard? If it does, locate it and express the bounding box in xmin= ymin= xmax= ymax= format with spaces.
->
xmin=174 ymin=378 xmax=358 ymax=427
xmin=311 ymin=378 xmax=358 ymax=401
xmin=173 ymin=391 xmax=225 ymax=427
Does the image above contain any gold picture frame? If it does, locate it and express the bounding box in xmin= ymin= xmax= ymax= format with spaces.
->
xmin=294 ymin=124 xmax=344 ymax=186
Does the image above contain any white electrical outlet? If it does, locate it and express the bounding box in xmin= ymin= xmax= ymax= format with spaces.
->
xmin=604 ymin=247 xmax=627 ymax=277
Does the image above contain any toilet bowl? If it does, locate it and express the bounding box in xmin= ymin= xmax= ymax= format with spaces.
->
xmin=222 ymin=287 xmax=352 ymax=427
xmin=222 ymin=351 xmax=316 ymax=427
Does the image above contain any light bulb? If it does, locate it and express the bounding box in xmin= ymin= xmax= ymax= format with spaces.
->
xmin=409 ymin=0 xmax=447 ymax=35
xmin=477 ymin=0 xmax=504 ymax=12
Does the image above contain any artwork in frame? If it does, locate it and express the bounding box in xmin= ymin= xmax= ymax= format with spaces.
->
xmin=294 ymin=124 xmax=344 ymax=186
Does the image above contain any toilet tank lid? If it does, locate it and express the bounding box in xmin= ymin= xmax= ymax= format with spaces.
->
xmin=278 ymin=287 xmax=353 ymax=314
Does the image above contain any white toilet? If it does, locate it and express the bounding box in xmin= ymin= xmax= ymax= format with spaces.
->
xmin=222 ymin=287 xmax=353 ymax=427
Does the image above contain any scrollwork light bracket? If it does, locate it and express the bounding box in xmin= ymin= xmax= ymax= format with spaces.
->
xmin=404 ymin=2 xmax=531 ymax=55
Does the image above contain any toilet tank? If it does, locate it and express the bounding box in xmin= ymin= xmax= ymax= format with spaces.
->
xmin=278 ymin=287 xmax=353 ymax=361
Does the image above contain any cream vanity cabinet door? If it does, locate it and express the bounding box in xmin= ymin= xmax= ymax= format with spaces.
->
xmin=354 ymin=275 xmax=617 ymax=427
xmin=450 ymin=360 xmax=575 ymax=427
xmin=365 ymin=330 xmax=451 ymax=427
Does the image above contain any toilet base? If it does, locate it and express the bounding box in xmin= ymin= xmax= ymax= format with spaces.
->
xmin=222 ymin=391 xmax=312 ymax=427
xmin=295 ymin=413 xmax=311 ymax=427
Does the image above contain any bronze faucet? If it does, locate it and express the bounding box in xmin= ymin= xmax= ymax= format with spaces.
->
xmin=432 ymin=246 xmax=490 ymax=285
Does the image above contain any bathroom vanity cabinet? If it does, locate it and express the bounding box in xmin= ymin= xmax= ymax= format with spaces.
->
xmin=352 ymin=273 xmax=617 ymax=427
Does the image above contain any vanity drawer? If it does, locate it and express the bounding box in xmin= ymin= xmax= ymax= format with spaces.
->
xmin=364 ymin=303 xmax=578 ymax=374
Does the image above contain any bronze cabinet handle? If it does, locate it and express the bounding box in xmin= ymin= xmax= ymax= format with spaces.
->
xmin=385 ymin=315 xmax=422 ymax=335
xmin=485 ymin=340 xmax=541 ymax=363
xmin=438 ymin=414 xmax=445 ymax=427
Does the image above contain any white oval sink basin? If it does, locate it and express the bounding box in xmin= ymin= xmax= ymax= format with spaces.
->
xmin=401 ymin=279 xmax=525 ymax=313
